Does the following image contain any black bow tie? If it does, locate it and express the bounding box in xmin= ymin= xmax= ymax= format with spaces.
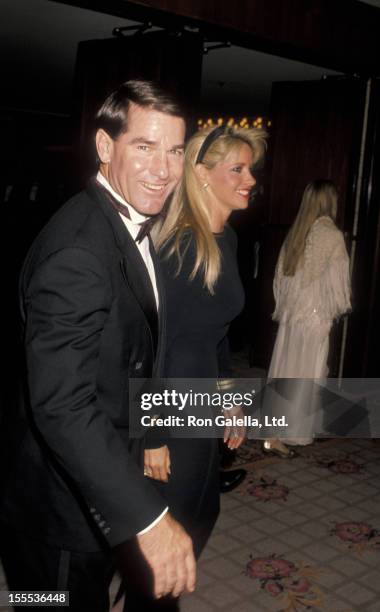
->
xmin=96 ymin=179 xmax=159 ymax=244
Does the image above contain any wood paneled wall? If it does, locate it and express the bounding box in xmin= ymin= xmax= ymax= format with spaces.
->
xmin=56 ymin=0 xmax=380 ymax=74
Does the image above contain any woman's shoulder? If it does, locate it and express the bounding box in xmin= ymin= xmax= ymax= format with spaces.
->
xmin=308 ymin=216 xmax=343 ymax=246
xmin=224 ymin=223 xmax=237 ymax=243
xmin=158 ymin=229 xmax=198 ymax=278
xmin=159 ymin=228 xmax=195 ymax=257
xmin=216 ymin=224 xmax=238 ymax=252
xmin=303 ymin=217 xmax=347 ymax=283
xmin=310 ymin=215 xmax=340 ymax=235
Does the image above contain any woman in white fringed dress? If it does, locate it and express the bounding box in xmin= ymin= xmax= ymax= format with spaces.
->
xmin=264 ymin=180 xmax=351 ymax=456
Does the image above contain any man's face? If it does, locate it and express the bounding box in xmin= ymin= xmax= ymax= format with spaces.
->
xmin=97 ymin=103 xmax=185 ymax=215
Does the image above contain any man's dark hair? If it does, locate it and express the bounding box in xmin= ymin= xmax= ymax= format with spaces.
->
xmin=95 ymin=80 xmax=185 ymax=140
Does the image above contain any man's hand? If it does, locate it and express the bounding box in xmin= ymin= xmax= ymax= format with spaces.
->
xmin=137 ymin=512 xmax=196 ymax=599
xmin=144 ymin=445 xmax=171 ymax=482
xmin=223 ymin=406 xmax=246 ymax=450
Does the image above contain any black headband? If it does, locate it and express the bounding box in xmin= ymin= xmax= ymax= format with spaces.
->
xmin=195 ymin=126 xmax=227 ymax=164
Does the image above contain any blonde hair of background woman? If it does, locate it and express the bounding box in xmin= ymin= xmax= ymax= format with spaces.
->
xmin=154 ymin=126 xmax=267 ymax=293
xmin=282 ymin=179 xmax=338 ymax=277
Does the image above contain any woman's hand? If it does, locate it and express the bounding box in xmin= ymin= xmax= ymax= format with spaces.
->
xmin=223 ymin=406 xmax=246 ymax=450
xmin=144 ymin=445 xmax=171 ymax=482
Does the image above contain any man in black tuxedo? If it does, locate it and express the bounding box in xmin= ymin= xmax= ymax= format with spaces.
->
xmin=0 ymin=80 xmax=195 ymax=611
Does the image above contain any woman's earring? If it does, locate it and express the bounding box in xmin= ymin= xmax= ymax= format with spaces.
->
xmin=203 ymin=183 xmax=209 ymax=190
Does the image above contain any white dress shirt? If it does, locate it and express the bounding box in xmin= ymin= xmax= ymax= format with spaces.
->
xmin=96 ymin=172 xmax=168 ymax=534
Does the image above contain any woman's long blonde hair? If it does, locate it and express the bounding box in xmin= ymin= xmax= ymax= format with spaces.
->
xmin=282 ymin=179 xmax=338 ymax=276
xmin=155 ymin=126 xmax=267 ymax=293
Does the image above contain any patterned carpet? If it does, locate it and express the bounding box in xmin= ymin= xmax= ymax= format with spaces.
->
xmin=1 ymin=441 xmax=379 ymax=612
xmin=180 ymin=437 xmax=380 ymax=612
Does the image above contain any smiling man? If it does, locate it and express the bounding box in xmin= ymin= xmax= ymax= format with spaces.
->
xmin=96 ymin=98 xmax=185 ymax=216
xmin=0 ymin=81 xmax=194 ymax=611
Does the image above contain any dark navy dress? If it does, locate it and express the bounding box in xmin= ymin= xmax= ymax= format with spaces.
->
xmin=155 ymin=226 xmax=244 ymax=557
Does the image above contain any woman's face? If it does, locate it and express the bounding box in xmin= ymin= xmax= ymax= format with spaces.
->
xmin=205 ymin=143 xmax=256 ymax=218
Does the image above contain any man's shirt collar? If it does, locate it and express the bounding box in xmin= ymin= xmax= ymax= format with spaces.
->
xmin=96 ymin=171 xmax=148 ymax=225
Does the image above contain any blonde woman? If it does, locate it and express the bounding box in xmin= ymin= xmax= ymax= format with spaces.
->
xmin=113 ymin=126 xmax=267 ymax=610
xmin=264 ymin=180 xmax=351 ymax=457
xmin=145 ymin=125 xmax=267 ymax=561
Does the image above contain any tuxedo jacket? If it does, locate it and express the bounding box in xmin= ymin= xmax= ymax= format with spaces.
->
xmin=0 ymin=179 xmax=167 ymax=552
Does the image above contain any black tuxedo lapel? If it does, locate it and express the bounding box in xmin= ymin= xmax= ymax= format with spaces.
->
xmin=120 ymin=252 xmax=158 ymax=356
xmin=86 ymin=178 xmax=158 ymax=355
xmin=149 ymin=237 xmax=166 ymax=376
